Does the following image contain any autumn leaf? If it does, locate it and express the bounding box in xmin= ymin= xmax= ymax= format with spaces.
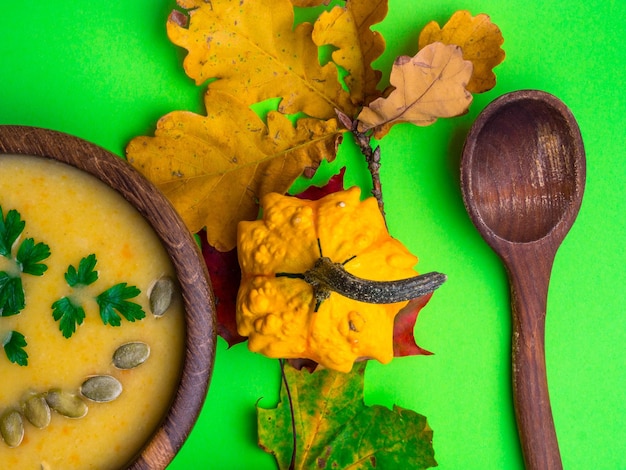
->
xmin=258 ymin=361 xmax=437 ymax=469
xmin=357 ymin=42 xmax=473 ymax=138
xmin=418 ymin=10 xmax=505 ymax=93
xmin=393 ymin=294 xmax=434 ymax=357
xmin=312 ymin=0 xmax=387 ymax=105
xmin=200 ymin=236 xmax=245 ymax=347
xmin=126 ymin=90 xmax=343 ymax=251
xmin=168 ymin=0 xmax=356 ymax=119
xmin=293 ymin=166 xmax=346 ymax=200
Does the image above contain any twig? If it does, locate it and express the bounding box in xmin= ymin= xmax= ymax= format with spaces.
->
xmin=335 ymin=110 xmax=385 ymax=217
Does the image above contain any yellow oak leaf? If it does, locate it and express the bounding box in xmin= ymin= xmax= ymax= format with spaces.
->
xmin=312 ymin=0 xmax=387 ymax=105
xmin=356 ymin=42 xmax=473 ymax=138
xmin=168 ymin=0 xmax=355 ymax=120
xmin=418 ymin=10 xmax=504 ymax=93
xmin=126 ymin=91 xmax=343 ymax=252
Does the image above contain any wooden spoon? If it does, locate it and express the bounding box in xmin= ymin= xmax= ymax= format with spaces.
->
xmin=460 ymin=90 xmax=586 ymax=469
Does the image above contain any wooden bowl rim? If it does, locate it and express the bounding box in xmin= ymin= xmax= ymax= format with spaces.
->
xmin=0 ymin=125 xmax=216 ymax=469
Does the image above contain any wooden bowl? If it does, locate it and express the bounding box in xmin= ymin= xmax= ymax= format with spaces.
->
xmin=0 ymin=125 xmax=217 ymax=469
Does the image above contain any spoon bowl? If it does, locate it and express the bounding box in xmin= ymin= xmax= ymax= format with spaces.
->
xmin=463 ymin=91 xmax=583 ymax=246
xmin=461 ymin=90 xmax=585 ymax=470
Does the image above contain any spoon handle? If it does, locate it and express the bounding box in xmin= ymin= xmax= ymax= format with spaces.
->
xmin=508 ymin=253 xmax=563 ymax=470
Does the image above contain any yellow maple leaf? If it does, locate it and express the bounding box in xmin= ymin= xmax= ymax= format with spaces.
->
xmin=312 ymin=0 xmax=387 ymax=105
xmin=356 ymin=42 xmax=473 ymax=138
xmin=418 ymin=10 xmax=504 ymax=93
xmin=168 ymin=0 xmax=355 ymax=120
xmin=126 ymin=91 xmax=343 ymax=252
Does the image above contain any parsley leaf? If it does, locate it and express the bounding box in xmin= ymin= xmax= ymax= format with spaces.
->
xmin=52 ymin=256 xmax=146 ymax=337
xmin=16 ymin=238 xmax=51 ymax=276
xmin=96 ymin=283 xmax=145 ymax=326
xmin=0 ymin=207 xmax=25 ymax=257
xmin=0 ymin=271 xmax=25 ymax=317
xmin=0 ymin=206 xmax=49 ymax=320
xmin=65 ymin=254 xmax=99 ymax=287
xmin=51 ymin=297 xmax=86 ymax=338
xmin=2 ymin=330 xmax=28 ymax=366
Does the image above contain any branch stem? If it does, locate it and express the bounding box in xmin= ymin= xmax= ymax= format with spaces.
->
xmin=335 ymin=109 xmax=385 ymax=216
xmin=353 ymin=127 xmax=384 ymax=216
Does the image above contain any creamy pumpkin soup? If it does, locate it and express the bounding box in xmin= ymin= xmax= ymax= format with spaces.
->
xmin=0 ymin=154 xmax=186 ymax=469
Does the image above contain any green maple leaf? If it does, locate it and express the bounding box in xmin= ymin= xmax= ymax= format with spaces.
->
xmin=258 ymin=361 xmax=437 ymax=469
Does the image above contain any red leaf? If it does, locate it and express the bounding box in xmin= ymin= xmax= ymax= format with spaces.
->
xmin=294 ymin=167 xmax=346 ymax=200
xmin=393 ymin=294 xmax=434 ymax=357
xmin=200 ymin=233 xmax=246 ymax=347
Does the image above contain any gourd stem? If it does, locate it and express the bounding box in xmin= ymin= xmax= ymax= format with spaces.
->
xmin=303 ymin=256 xmax=446 ymax=304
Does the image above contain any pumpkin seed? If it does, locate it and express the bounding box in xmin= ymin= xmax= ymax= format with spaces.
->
xmin=149 ymin=275 xmax=176 ymax=316
xmin=0 ymin=409 xmax=24 ymax=447
xmin=23 ymin=393 xmax=51 ymax=429
xmin=45 ymin=389 xmax=88 ymax=418
xmin=113 ymin=341 xmax=150 ymax=369
xmin=80 ymin=375 xmax=122 ymax=402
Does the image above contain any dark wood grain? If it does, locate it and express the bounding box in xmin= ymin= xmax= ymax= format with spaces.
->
xmin=0 ymin=125 xmax=217 ymax=469
xmin=461 ymin=90 xmax=586 ymax=470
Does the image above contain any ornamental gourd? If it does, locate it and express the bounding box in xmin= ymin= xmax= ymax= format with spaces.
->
xmin=236 ymin=187 xmax=445 ymax=372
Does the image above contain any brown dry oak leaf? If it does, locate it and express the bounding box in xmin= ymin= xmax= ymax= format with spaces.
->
xmin=126 ymin=91 xmax=342 ymax=252
xmin=312 ymin=0 xmax=387 ymax=106
xmin=168 ymin=0 xmax=356 ymax=120
xmin=418 ymin=10 xmax=505 ymax=93
xmin=356 ymin=42 xmax=473 ymax=138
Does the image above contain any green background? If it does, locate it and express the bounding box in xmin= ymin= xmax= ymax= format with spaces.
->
xmin=1 ymin=1 xmax=624 ymax=468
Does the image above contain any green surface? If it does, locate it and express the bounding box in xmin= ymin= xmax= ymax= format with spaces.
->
xmin=1 ymin=1 xmax=624 ymax=469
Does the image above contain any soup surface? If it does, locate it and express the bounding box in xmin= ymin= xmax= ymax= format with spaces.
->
xmin=0 ymin=154 xmax=186 ymax=469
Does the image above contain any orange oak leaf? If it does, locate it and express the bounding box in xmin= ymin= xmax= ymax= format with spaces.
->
xmin=356 ymin=42 xmax=473 ymax=138
xmin=168 ymin=0 xmax=356 ymax=120
xmin=126 ymin=91 xmax=343 ymax=252
xmin=418 ymin=10 xmax=504 ymax=93
xmin=312 ymin=0 xmax=387 ymax=105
